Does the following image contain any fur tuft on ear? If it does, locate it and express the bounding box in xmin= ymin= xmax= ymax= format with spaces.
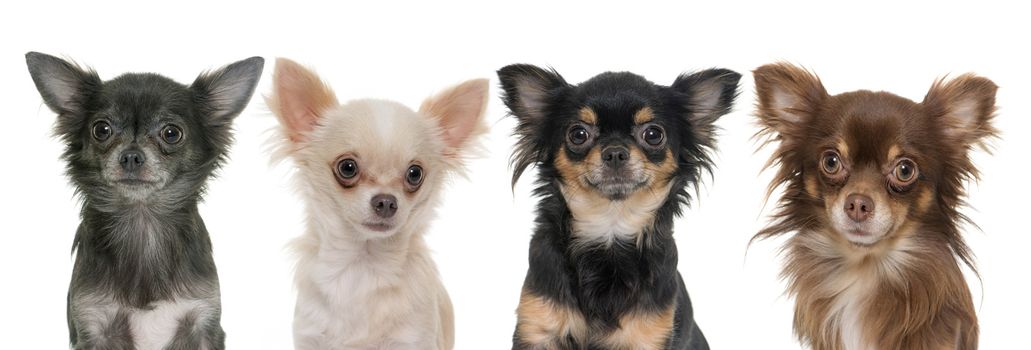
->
xmin=419 ymin=78 xmax=490 ymax=170
xmin=191 ymin=57 xmax=264 ymax=127
xmin=25 ymin=52 xmax=102 ymax=136
xmin=671 ymin=68 xmax=742 ymax=145
xmin=265 ymin=58 xmax=339 ymax=144
xmin=922 ymin=74 xmax=998 ymax=147
xmin=497 ymin=64 xmax=569 ymax=187
xmin=753 ymin=63 xmax=828 ymax=138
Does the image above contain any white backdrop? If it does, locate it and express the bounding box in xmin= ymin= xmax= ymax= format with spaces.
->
xmin=1 ymin=1 xmax=1027 ymax=348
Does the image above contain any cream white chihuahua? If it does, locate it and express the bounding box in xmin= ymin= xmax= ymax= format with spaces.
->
xmin=267 ymin=58 xmax=488 ymax=350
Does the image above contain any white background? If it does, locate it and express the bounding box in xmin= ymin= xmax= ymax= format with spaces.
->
xmin=1 ymin=1 xmax=1028 ymax=348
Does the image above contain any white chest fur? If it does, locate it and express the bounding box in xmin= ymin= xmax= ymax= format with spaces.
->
xmin=130 ymin=298 xmax=210 ymax=350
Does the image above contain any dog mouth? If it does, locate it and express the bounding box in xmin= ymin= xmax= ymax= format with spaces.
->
xmin=586 ymin=177 xmax=648 ymax=200
xmin=362 ymin=222 xmax=394 ymax=232
xmin=115 ymin=178 xmax=159 ymax=186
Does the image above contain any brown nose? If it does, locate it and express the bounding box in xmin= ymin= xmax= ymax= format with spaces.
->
xmin=371 ymin=194 xmax=398 ymax=218
xmin=844 ymin=194 xmax=874 ymax=222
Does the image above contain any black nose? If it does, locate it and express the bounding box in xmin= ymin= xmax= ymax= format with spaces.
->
xmin=119 ymin=150 xmax=146 ymax=172
xmin=844 ymin=193 xmax=875 ymax=222
xmin=371 ymin=194 xmax=398 ymax=218
xmin=601 ymin=146 xmax=629 ymax=169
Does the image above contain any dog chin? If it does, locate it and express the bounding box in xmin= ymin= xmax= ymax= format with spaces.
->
xmin=835 ymin=225 xmax=888 ymax=247
xmin=359 ymin=221 xmax=401 ymax=238
xmin=112 ymin=179 xmax=162 ymax=201
xmin=589 ymin=179 xmax=646 ymax=200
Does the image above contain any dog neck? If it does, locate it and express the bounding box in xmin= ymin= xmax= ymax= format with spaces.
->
xmin=74 ymin=198 xmax=215 ymax=308
xmin=560 ymin=181 xmax=675 ymax=250
xmin=786 ymin=229 xmax=977 ymax=349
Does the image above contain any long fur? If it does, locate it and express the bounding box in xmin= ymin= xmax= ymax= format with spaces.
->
xmin=752 ymin=62 xmax=995 ymax=349
xmin=267 ymin=58 xmax=487 ymax=349
xmin=26 ymin=52 xmax=263 ymax=350
xmin=501 ymin=64 xmax=740 ymax=349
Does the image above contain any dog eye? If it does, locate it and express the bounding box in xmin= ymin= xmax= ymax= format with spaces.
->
xmin=568 ymin=125 xmax=590 ymax=146
xmin=642 ymin=125 xmax=665 ymax=146
xmin=92 ymin=121 xmax=112 ymax=141
xmin=893 ymin=158 xmax=918 ymax=184
xmin=820 ymin=150 xmax=842 ymax=175
xmin=161 ymin=125 xmax=184 ymax=144
xmin=405 ymin=165 xmax=424 ymax=191
xmin=334 ymin=158 xmax=360 ymax=187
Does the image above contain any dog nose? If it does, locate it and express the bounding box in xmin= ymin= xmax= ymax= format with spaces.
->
xmin=601 ymin=146 xmax=629 ymax=169
xmin=371 ymin=194 xmax=398 ymax=218
xmin=844 ymin=193 xmax=875 ymax=222
xmin=119 ymin=150 xmax=146 ymax=172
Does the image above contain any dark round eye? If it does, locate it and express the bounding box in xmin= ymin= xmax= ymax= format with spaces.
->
xmin=821 ymin=150 xmax=842 ymax=175
xmin=642 ymin=125 xmax=665 ymax=146
xmin=92 ymin=121 xmax=112 ymax=141
xmin=161 ymin=125 xmax=184 ymax=144
xmin=568 ymin=125 xmax=590 ymax=146
xmin=893 ymin=158 xmax=918 ymax=184
xmin=405 ymin=164 xmax=424 ymax=191
xmin=334 ymin=158 xmax=360 ymax=187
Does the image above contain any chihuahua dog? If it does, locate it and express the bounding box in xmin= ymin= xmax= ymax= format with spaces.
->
xmin=266 ymin=58 xmax=488 ymax=349
xmin=500 ymin=64 xmax=740 ymax=349
xmin=26 ymin=52 xmax=263 ymax=349
xmin=752 ymin=63 xmax=996 ymax=349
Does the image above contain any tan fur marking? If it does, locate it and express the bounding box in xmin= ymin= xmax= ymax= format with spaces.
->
xmin=599 ymin=305 xmax=676 ymax=349
xmin=579 ymin=107 xmax=598 ymax=124
xmin=633 ymin=107 xmax=656 ymax=124
xmin=515 ymin=291 xmax=587 ymax=348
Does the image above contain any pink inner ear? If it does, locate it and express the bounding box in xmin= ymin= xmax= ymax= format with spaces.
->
xmin=419 ymin=78 xmax=489 ymax=153
xmin=268 ymin=58 xmax=338 ymax=143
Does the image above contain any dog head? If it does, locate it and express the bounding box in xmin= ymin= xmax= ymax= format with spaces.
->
xmin=268 ymin=58 xmax=488 ymax=240
xmin=26 ymin=52 xmax=264 ymax=206
xmin=754 ymin=63 xmax=997 ymax=260
xmin=500 ymin=65 xmax=739 ymax=231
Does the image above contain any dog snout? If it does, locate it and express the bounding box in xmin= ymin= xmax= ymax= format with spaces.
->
xmin=844 ymin=193 xmax=875 ymax=222
xmin=371 ymin=194 xmax=398 ymax=218
xmin=119 ymin=150 xmax=146 ymax=172
xmin=601 ymin=146 xmax=629 ymax=169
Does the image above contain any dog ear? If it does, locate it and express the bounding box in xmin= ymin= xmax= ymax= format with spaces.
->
xmin=191 ymin=56 xmax=264 ymax=127
xmin=922 ymin=74 xmax=998 ymax=146
xmin=497 ymin=64 xmax=568 ymax=186
xmin=671 ymin=68 xmax=742 ymax=146
xmin=25 ymin=52 xmax=101 ymax=129
xmin=497 ymin=64 xmax=567 ymax=125
xmin=265 ymin=58 xmax=339 ymax=143
xmin=753 ymin=63 xmax=828 ymax=138
xmin=419 ymin=78 xmax=489 ymax=165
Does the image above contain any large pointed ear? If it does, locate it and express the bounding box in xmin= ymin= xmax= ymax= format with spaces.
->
xmin=265 ymin=58 xmax=339 ymax=143
xmin=419 ymin=78 xmax=489 ymax=165
xmin=753 ymin=63 xmax=828 ymax=138
xmin=497 ymin=64 xmax=567 ymax=124
xmin=191 ymin=56 xmax=264 ymax=127
xmin=671 ymin=68 xmax=742 ymax=145
xmin=497 ymin=64 xmax=568 ymax=186
xmin=25 ymin=52 xmax=101 ymax=119
xmin=922 ymin=74 xmax=998 ymax=146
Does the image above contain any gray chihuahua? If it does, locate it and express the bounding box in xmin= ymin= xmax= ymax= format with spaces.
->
xmin=26 ymin=52 xmax=263 ymax=350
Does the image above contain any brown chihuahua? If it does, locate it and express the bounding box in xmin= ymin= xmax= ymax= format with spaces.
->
xmin=752 ymin=63 xmax=996 ymax=350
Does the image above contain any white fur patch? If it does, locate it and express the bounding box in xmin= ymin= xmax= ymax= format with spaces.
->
xmin=131 ymin=298 xmax=212 ymax=350
xmin=562 ymin=182 xmax=671 ymax=247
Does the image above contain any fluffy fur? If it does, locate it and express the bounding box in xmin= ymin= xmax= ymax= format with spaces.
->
xmin=267 ymin=58 xmax=488 ymax=350
xmin=26 ymin=52 xmax=264 ymax=349
xmin=752 ymin=62 xmax=996 ymax=350
xmin=500 ymin=64 xmax=741 ymax=349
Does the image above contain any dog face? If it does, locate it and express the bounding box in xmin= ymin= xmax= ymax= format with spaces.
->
xmin=499 ymin=65 xmax=739 ymax=230
xmin=754 ymin=63 xmax=997 ymax=251
xmin=27 ymin=52 xmax=264 ymax=205
xmin=268 ymin=58 xmax=487 ymax=240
